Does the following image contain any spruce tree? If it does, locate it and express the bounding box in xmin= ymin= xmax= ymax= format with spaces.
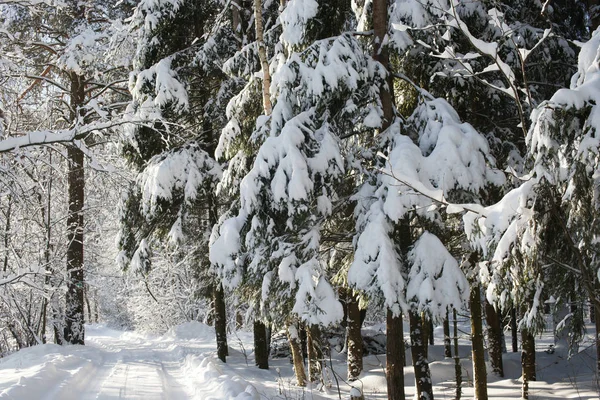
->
xmin=118 ymin=0 xmax=239 ymax=361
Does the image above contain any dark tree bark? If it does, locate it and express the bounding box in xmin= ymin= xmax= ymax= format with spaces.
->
xmin=254 ymin=320 xmax=269 ymax=369
xmin=595 ymin=301 xmax=600 ymax=375
xmin=410 ymin=310 xmax=434 ymax=400
xmin=214 ymin=284 xmax=228 ymax=362
xmin=595 ymin=281 xmax=600 ymax=375
xmin=64 ymin=71 xmax=86 ymax=346
xmin=307 ymin=324 xmax=323 ymax=383
xmin=510 ymin=307 xmax=519 ymax=352
xmin=470 ymin=283 xmax=488 ymax=400
xmin=346 ymin=289 xmax=363 ymax=380
xmin=485 ymin=300 xmax=504 ymax=377
xmin=372 ymin=0 xmax=393 ymax=128
xmin=453 ymin=309 xmax=462 ymax=400
xmin=300 ymin=324 xmax=308 ymax=360
xmin=422 ymin=313 xmax=430 ymax=358
xmin=443 ymin=312 xmax=452 ymax=358
xmin=521 ymin=328 xmax=536 ymax=399
xmin=429 ymin=319 xmax=434 ymax=345
xmin=386 ymin=309 xmax=405 ymax=400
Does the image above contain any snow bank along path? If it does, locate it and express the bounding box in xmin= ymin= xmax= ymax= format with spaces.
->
xmin=0 ymin=323 xmax=258 ymax=400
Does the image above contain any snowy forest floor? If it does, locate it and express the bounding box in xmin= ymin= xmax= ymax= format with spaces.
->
xmin=0 ymin=321 xmax=598 ymax=399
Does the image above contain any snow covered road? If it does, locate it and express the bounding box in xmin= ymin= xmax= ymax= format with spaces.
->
xmin=0 ymin=324 xmax=258 ymax=400
xmin=0 ymin=322 xmax=598 ymax=399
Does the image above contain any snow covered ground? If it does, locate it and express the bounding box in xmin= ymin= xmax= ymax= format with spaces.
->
xmin=0 ymin=322 xmax=597 ymax=399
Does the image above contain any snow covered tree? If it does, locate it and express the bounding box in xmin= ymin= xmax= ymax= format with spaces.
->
xmin=466 ymin=28 xmax=600 ymax=386
xmin=0 ymin=0 xmax=134 ymax=345
xmin=117 ymin=0 xmax=240 ymax=362
xmin=211 ymin=0 xmax=386 ymax=383
xmin=391 ymin=2 xmax=596 ymax=397
xmin=350 ymin=88 xmax=503 ymax=399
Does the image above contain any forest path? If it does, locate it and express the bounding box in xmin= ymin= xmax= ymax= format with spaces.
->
xmin=52 ymin=329 xmax=192 ymax=400
xmin=0 ymin=323 xmax=258 ymax=400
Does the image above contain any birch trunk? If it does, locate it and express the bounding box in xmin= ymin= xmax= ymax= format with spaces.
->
xmin=254 ymin=0 xmax=272 ymax=115
xmin=287 ymin=323 xmax=307 ymax=387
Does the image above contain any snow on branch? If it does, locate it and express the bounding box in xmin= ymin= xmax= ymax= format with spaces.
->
xmin=0 ymin=117 xmax=148 ymax=153
xmin=351 ymin=93 xmax=503 ymax=315
xmin=138 ymin=143 xmax=222 ymax=217
xmin=407 ymin=231 xmax=469 ymax=320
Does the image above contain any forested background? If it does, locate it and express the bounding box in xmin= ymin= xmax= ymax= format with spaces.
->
xmin=1 ymin=0 xmax=600 ymax=399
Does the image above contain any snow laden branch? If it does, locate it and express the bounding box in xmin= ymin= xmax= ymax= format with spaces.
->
xmin=393 ymin=1 xmax=556 ymax=137
xmin=0 ymin=117 xmax=149 ymax=153
xmin=350 ymin=95 xmax=504 ymax=319
xmin=117 ymin=144 xmax=222 ymax=272
xmin=463 ymin=29 xmax=600 ymax=330
xmin=212 ymin=33 xmax=384 ymax=326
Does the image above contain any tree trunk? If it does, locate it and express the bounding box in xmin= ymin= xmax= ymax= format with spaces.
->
xmin=306 ymin=324 xmax=323 ymax=383
xmin=386 ymin=309 xmax=405 ymax=400
xmin=443 ymin=312 xmax=452 ymax=358
xmin=236 ymin=311 xmax=244 ymax=330
xmin=213 ymin=284 xmax=228 ymax=362
xmin=300 ymin=325 xmax=308 ymax=360
xmin=595 ymin=280 xmax=600 ymax=375
xmin=254 ymin=320 xmax=269 ymax=369
xmin=410 ymin=310 xmax=434 ymax=400
xmin=595 ymin=300 xmax=600 ymax=375
xmin=2 ymin=196 xmax=11 ymax=274
xmin=521 ymin=328 xmax=536 ymax=399
xmin=510 ymin=307 xmax=518 ymax=352
xmin=429 ymin=319 xmax=434 ymax=345
xmin=287 ymin=323 xmax=306 ymax=387
xmin=232 ymin=0 xmax=242 ymax=43
xmin=40 ymin=299 xmax=48 ymax=344
xmin=372 ymin=0 xmax=393 ymax=127
xmin=92 ymin=288 xmax=99 ymax=323
xmin=485 ymin=300 xmax=504 ymax=377
xmin=266 ymin=324 xmax=272 ymax=356
xmin=254 ymin=0 xmax=272 ymax=115
xmin=84 ymin=284 xmax=92 ymax=323
xmin=64 ymin=71 xmax=86 ymax=345
xmin=454 ymin=309 xmax=462 ymax=400
xmin=346 ymin=290 xmax=363 ymax=381
xmin=422 ymin=312 xmax=430 ymax=358
xmin=470 ymin=283 xmax=488 ymax=400
xmin=52 ymin=296 xmax=63 ymax=344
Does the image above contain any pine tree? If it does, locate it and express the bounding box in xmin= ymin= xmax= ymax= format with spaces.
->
xmin=117 ymin=0 xmax=239 ymax=361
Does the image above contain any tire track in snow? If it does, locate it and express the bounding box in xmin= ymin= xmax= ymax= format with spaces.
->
xmin=0 ymin=324 xmax=259 ymax=400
